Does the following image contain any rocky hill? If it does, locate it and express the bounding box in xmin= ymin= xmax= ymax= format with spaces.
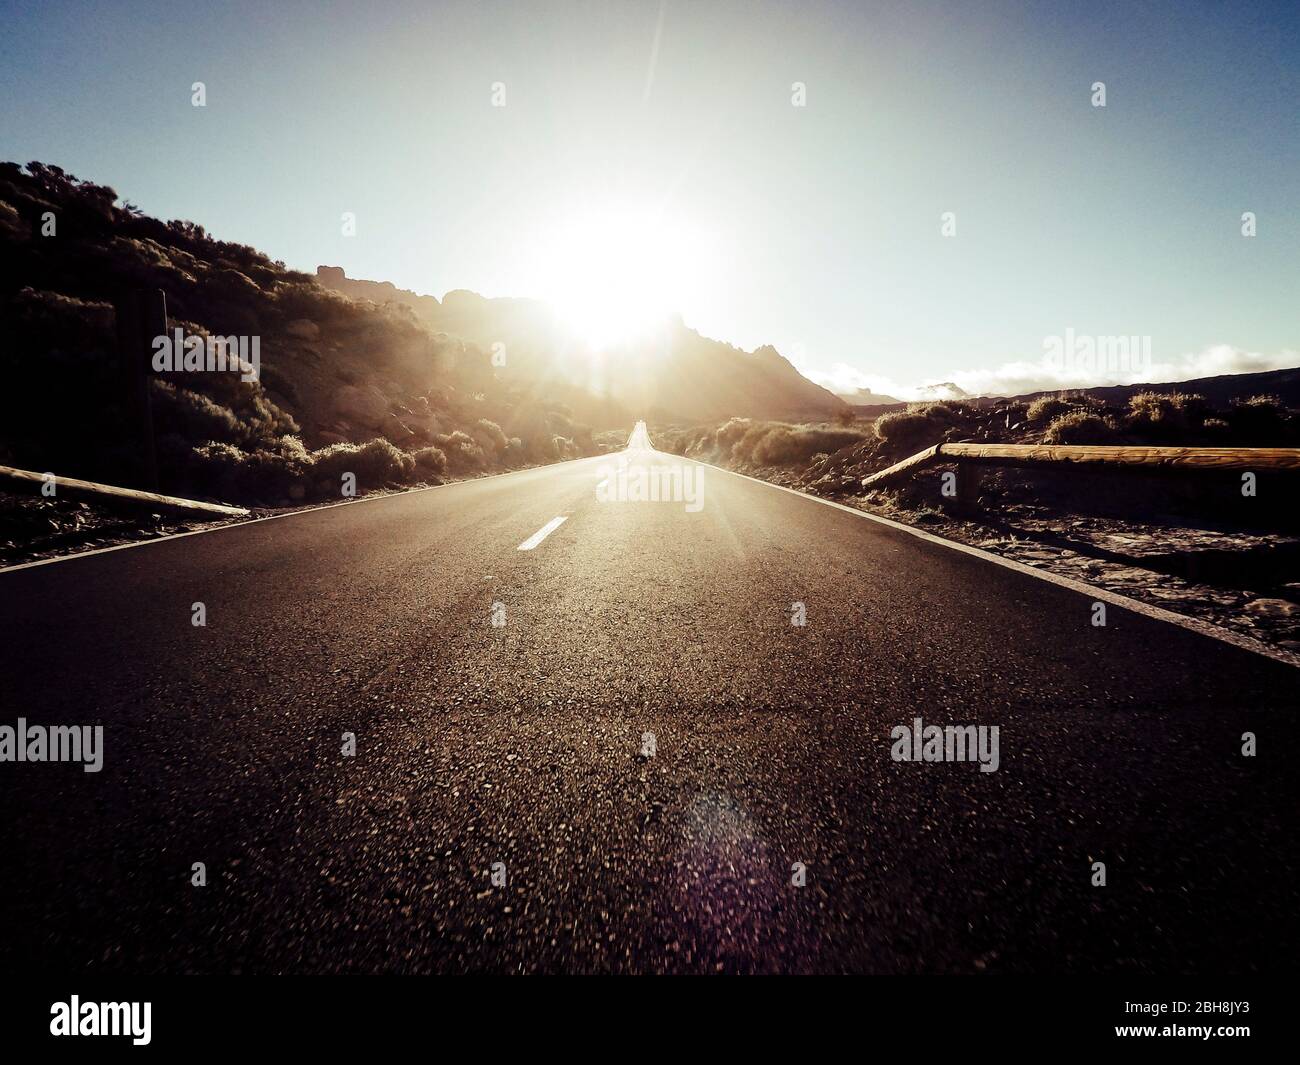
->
xmin=315 ymin=267 xmax=847 ymax=425
xmin=0 ymin=162 xmax=617 ymax=507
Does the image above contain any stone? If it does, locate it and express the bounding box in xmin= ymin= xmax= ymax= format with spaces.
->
xmin=1244 ymin=598 xmax=1300 ymax=619
xmin=332 ymin=384 xmax=389 ymax=430
xmin=285 ymin=318 xmax=321 ymax=340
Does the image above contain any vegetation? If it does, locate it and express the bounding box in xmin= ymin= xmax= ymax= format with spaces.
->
xmin=652 ymin=387 xmax=1299 ymax=504
xmin=1042 ymin=410 xmax=1115 ymax=445
xmin=0 ymin=162 xmax=609 ymax=506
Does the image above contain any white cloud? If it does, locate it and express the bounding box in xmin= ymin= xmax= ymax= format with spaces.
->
xmin=803 ymin=345 xmax=1300 ymax=401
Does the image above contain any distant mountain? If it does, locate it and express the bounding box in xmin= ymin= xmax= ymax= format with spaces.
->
xmin=316 ymin=267 xmax=846 ymax=425
xmin=915 ymin=382 xmax=970 ymax=401
xmin=839 ymin=386 xmax=903 ymax=405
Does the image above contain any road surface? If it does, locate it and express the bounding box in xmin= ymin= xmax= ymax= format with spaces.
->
xmin=0 ymin=426 xmax=1296 ymax=973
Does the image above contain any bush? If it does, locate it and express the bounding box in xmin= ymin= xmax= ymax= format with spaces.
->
xmin=311 ymin=438 xmax=412 ymax=493
xmin=1043 ymin=411 xmax=1115 ymax=444
xmin=434 ymin=431 xmax=486 ymax=472
xmin=1125 ymin=391 xmax=1209 ymax=438
xmin=906 ymin=400 xmax=969 ymax=423
xmin=503 ymin=436 xmax=527 ymax=464
xmin=715 ymin=417 xmax=753 ymax=457
xmin=412 ymin=445 xmax=447 ymax=477
xmin=1226 ymin=394 xmax=1289 ymax=443
xmin=751 ymin=425 xmax=866 ymax=465
xmin=731 ymin=421 xmax=777 ymax=463
xmin=151 ymin=381 xmax=245 ymax=444
xmin=241 ymin=442 xmax=310 ymax=500
xmin=472 ymin=418 xmax=508 ymax=455
xmin=1026 ymin=395 xmax=1073 ymax=424
xmin=873 ymin=411 xmax=943 ymax=450
xmin=188 ymin=441 xmax=250 ymax=500
xmin=750 ymin=427 xmax=798 ymax=464
xmin=720 ymin=420 xmax=864 ymax=466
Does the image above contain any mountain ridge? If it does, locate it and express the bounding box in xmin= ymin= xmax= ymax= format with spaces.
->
xmin=315 ymin=266 xmax=847 ymax=425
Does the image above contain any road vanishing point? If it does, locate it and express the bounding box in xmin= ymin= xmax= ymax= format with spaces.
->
xmin=1 ymin=424 xmax=1295 ymax=973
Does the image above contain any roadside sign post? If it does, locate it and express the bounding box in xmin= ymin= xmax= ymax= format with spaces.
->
xmin=112 ymin=288 xmax=164 ymax=493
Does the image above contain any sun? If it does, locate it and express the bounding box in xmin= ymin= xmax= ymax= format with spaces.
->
xmin=531 ymin=203 xmax=715 ymax=349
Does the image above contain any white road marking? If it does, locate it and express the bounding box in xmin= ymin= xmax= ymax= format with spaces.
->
xmin=517 ymin=515 xmax=568 ymax=551
xmin=596 ymin=478 xmax=609 ymax=491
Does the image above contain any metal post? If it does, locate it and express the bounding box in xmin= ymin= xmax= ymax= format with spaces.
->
xmin=113 ymin=288 xmax=164 ymax=492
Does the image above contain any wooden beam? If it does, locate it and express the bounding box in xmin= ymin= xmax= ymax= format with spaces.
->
xmin=938 ymin=443 xmax=1300 ymax=472
xmin=860 ymin=444 xmax=943 ymax=489
xmin=0 ymin=465 xmax=250 ymax=518
xmin=861 ymin=442 xmax=1300 ymax=492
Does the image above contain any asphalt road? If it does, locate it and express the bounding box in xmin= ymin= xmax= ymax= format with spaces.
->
xmin=0 ymin=425 xmax=1296 ymax=974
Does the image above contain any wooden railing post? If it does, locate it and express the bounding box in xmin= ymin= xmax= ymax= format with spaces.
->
xmin=955 ymin=463 xmax=982 ymax=514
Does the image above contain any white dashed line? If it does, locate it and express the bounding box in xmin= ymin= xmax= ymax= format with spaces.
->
xmin=517 ymin=515 xmax=568 ymax=551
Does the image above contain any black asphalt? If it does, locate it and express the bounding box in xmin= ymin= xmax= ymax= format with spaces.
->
xmin=0 ymin=434 xmax=1296 ymax=973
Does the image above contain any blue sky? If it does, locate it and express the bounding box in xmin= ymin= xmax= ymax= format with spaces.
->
xmin=2 ymin=0 xmax=1297 ymax=396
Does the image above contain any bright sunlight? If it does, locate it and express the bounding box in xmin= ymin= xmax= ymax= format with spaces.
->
xmin=531 ymin=203 xmax=719 ymax=349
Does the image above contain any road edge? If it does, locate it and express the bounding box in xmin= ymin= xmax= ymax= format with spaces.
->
xmin=0 ymin=453 xmax=608 ymax=576
xmin=684 ymin=453 xmax=1300 ymax=671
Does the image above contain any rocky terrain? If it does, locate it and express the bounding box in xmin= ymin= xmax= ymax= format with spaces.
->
xmin=0 ymin=493 xmax=237 ymax=570
xmin=315 ymin=266 xmax=847 ymax=425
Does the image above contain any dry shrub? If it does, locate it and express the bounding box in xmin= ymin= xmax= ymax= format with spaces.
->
xmin=1026 ymin=395 xmax=1073 ymax=424
xmin=412 ymin=445 xmax=447 ymax=477
xmin=1043 ymin=411 xmax=1115 ymax=444
xmin=751 ymin=425 xmax=867 ymax=465
xmin=311 ymin=438 xmax=412 ymax=491
xmin=472 ymin=418 xmax=508 ymax=455
xmin=434 ymin=431 xmax=486 ymax=471
xmin=873 ymin=410 xmax=943 ymax=450
xmin=1226 ymin=395 xmax=1290 ymax=444
xmin=1125 ymin=391 xmax=1209 ymax=438
xmin=715 ymin=417 xmax=753 ymax=457
xmin=151 ymin=381 xmax=245 ymax=444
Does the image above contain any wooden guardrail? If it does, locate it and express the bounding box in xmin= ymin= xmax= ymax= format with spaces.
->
xmin=0 ymin=465 xmax=250 ymax=518
xmin=862 ymin=443 xmax=1300 ymax=491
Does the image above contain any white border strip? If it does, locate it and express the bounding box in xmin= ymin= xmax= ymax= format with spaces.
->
xmin=679 ymin=453 xmax=1300 ymax=671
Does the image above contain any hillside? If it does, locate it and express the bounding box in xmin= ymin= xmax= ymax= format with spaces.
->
xmin=0 ymin=161 xmax=619 ymax=507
